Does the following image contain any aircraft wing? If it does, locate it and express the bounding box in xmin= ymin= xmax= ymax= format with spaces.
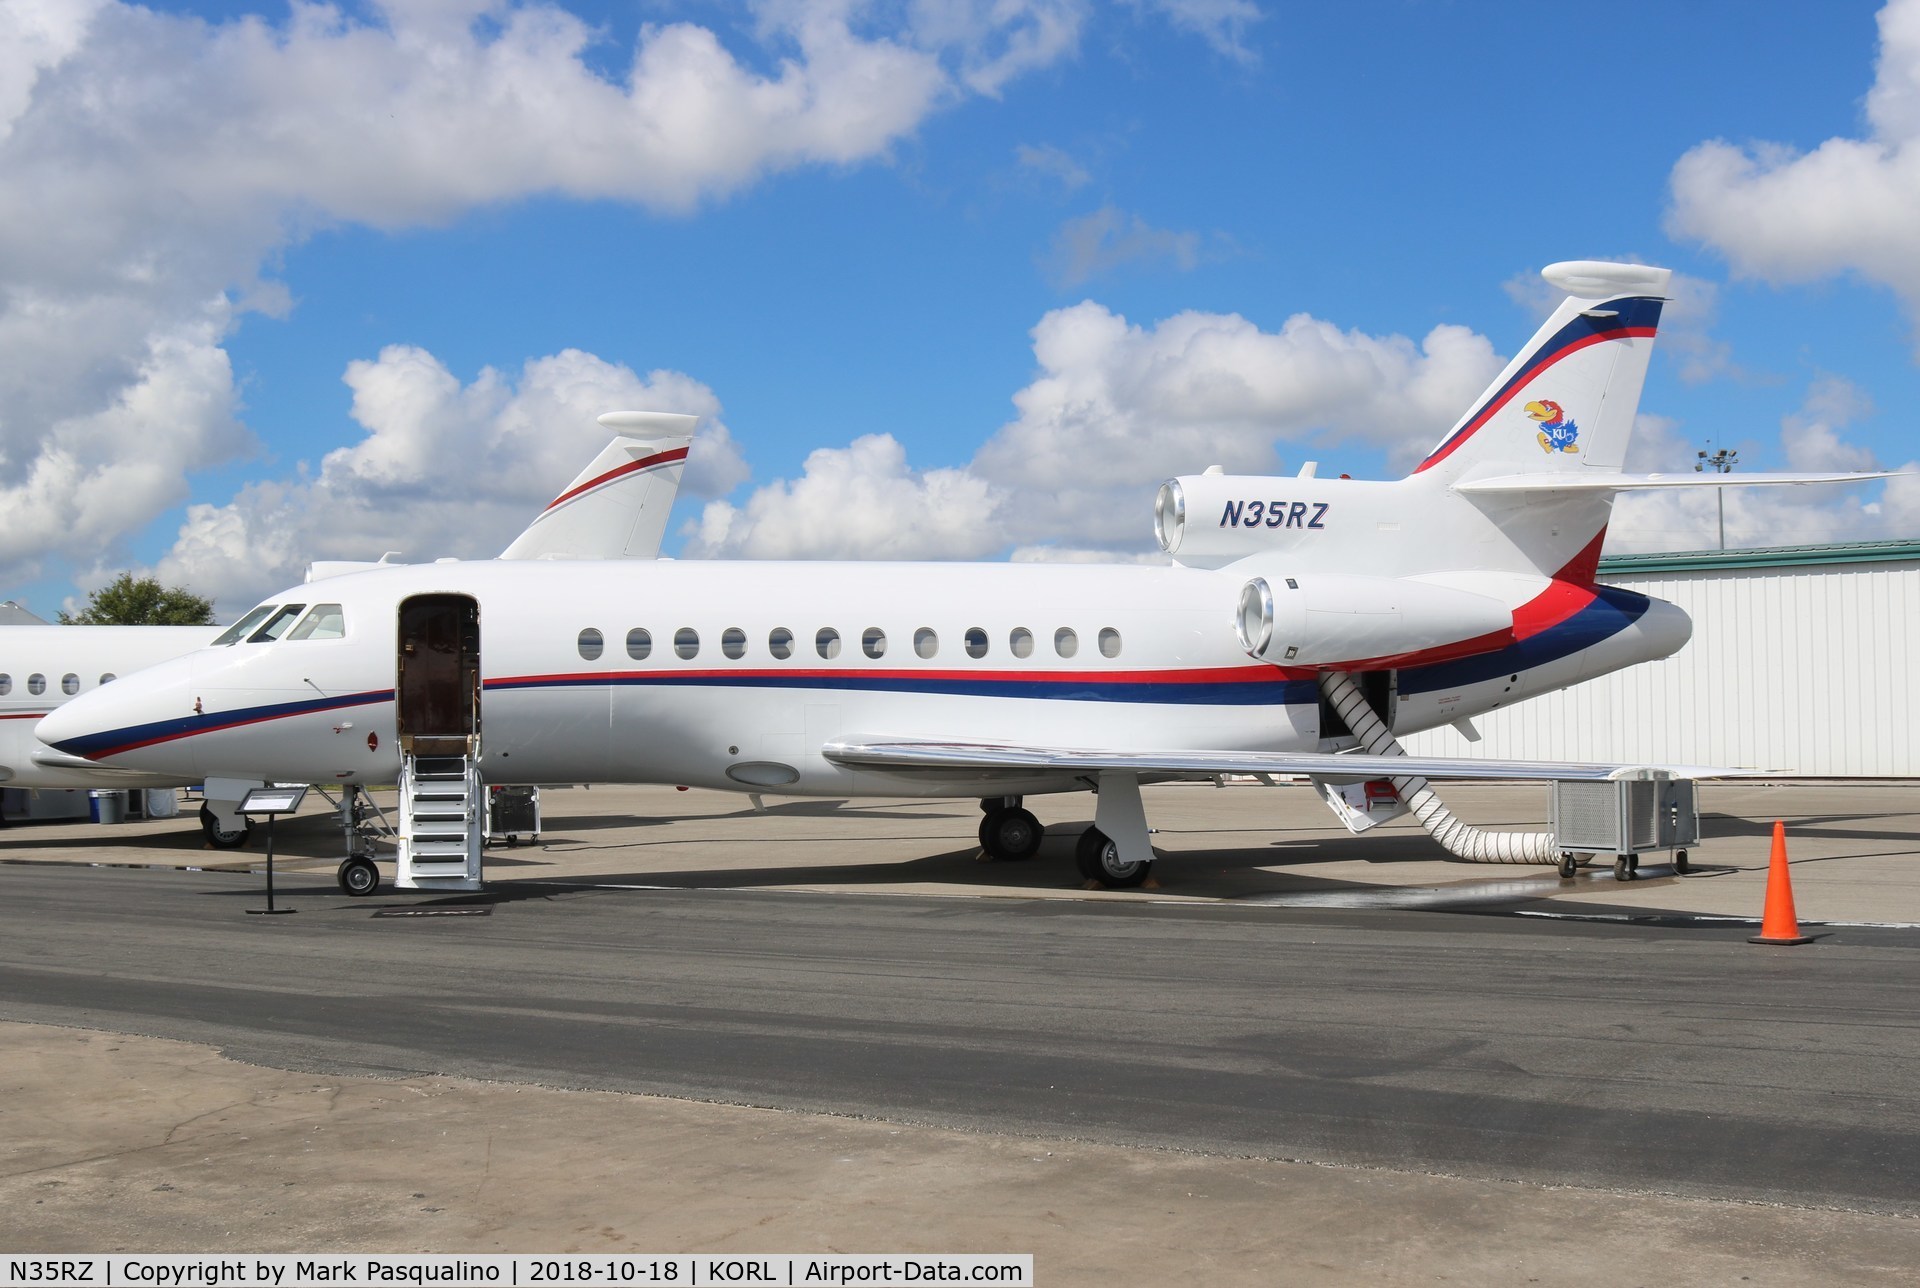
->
xmin=821 ymin=738 xmax=1748 ymax=782
xmin=1455 ymin=469 xmax=1903 ymax=494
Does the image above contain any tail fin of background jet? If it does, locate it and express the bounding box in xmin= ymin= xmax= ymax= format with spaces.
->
xmin=1411 ymin=261 xmax=1670 ymax=485
xmin=499 ymin=411 xmax=696 ymax=561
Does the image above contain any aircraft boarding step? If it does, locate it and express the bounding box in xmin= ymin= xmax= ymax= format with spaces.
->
xmin=395 ymin=749 xmax=485 ymax=892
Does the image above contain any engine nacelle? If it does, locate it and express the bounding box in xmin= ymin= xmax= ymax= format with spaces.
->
xmin=1233 ymin=570 xmax=1513 ymax=668
xmin=1156 ymin=473 xmax=1402 ymax=568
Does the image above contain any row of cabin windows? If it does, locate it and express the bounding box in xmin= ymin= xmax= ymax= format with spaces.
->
xmin=576 ymin=625 xmax=1124 ymax=663
xmin=0 ymin=672 xmax=115 ymax=697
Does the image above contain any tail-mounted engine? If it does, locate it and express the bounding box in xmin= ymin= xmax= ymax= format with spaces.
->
xmin=1231 ymin=566 xmax=1512 ymax=668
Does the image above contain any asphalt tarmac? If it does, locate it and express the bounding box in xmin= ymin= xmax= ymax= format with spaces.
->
xmin=2 ymin=781 xmax=1918 ymax=1283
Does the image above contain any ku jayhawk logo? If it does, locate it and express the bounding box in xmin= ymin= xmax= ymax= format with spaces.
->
xmin=1526 ymin=399 xmax=1579 ymax=454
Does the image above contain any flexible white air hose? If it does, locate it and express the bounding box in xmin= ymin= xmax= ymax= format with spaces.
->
xmin=1318 ymin=670 xmax=1559 ymax=864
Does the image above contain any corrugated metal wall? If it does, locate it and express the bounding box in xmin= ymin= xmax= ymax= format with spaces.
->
xmin=1402 ymin=555 xmax=1920 ymax=776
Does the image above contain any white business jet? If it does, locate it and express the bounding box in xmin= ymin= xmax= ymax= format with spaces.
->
xmin=37 ymin=263 xmax=1894 ymax=895
xmin=5 ymin=414 xmax=693 ymax=843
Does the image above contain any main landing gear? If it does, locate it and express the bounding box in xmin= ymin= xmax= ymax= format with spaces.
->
xmin=1075 ymin=826 xmax=1154 ymax=889
xmin=199 ymin=802 xmax=252 ymax=850
xmin=978 ymin=796 xmax=1044 ymax=861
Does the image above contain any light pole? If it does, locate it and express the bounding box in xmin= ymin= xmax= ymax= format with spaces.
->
xmin=1696 ymin=447 xmax=1738 ymax=550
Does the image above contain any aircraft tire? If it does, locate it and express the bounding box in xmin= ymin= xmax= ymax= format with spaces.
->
xmin=199 ymin=803 xmax=252 ymax=850
xmin=979 ymin=807 xmax=1044 ymax=861
xmin=338 ymin=856 xmax=380 ymax=897
xmin=1076 ymin=826 xmax=1152 ymax=888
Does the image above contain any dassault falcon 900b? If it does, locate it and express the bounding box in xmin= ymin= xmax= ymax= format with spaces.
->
xmin=36 ymin=262 xmax=1892 ymax=894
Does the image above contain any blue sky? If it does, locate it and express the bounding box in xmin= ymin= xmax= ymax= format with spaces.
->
xmin=4 ymin=0 xmax=1918 ymax=618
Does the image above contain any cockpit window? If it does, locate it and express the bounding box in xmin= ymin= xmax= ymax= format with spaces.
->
xmin=287 ymin=604 xmax=346 ymax=641
xmin=247 ymin=603 xmax=308 ymax=643
xmin=212 ymin=604 xmax=278 ymax=646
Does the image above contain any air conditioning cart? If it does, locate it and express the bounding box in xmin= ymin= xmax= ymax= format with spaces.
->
xmin=1550 ymin=775 xmax=1700 ymax=881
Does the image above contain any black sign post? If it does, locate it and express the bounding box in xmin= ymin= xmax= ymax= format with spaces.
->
xmin=240 ymin=785 xmax=309 ymax=916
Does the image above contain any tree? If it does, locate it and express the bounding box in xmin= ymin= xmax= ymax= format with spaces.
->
xmin=59 ymin=573 xmax=215 ymax=626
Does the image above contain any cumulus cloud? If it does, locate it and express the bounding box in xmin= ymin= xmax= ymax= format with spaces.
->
xmin=1608 ymin=377 xmax=1913 ymax=553
xmin=691 ymin=298 xmax=1505 ymax=559
xmin=1781 ymin=374 xmax=1879 ymax=471
xmin=147 ymin=346 xmax=734 ymax=610
xmin=684 ymin=433 xmax=1004 ymax=560
xmin=0 ymin=0 xmax=1093 ymax=593
xmin=1668 ymin=0 xmax=1920 ymax=321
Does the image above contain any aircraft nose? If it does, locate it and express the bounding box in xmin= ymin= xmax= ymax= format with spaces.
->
xmin=34 ymin=659 xmax=197 ymax=769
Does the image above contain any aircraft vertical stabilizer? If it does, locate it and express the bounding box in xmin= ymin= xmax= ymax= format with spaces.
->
xmin=499 ymin=411 xmax=696 ymax=561
xmin=1412 ymin=261 xmax=1669 ymax=485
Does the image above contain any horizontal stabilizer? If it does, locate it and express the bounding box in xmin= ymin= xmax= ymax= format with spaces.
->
xmin=1456 ymin=469 xmax=1903 ymax=495
xmin=823 ymin=737 xmax=1753 ymax=783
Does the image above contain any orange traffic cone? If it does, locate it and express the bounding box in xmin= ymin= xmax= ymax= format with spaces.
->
xmin=1749 ymin=820 xmax=1815 ymax=946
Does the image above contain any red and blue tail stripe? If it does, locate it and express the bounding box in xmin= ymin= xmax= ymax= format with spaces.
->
xmin=1413 ymin=296 xmax=1664 ymax=475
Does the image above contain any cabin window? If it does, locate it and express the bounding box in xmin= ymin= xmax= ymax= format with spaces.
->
xmin=577 ymin=628 xmax=604 ymax=661
xmin=722 ymin=627 xmax=747 ymax=659
xmin=862 ymin=627 xmax=887 ymax=659
xmin=248 ymin=603 xmax=307 ymax=643
xmin=626 ymin=628 xmax=651 ymax=661
xmin=61 ymin=673 xmax=80 ymax=696
xmin=28 ymin=673 xmax=46 ymax=695
xmin=1098 ymin=627 xmax=1122 ymax=659
xmin=99 ymin=673 xmax=116 ymax=686
xmin=213 ymin=604 xmax=277 ymax=646
xmin=0 ymin=674 xmax=10 ymax=695
xmin=769 ymin=628 xmax=794 ymax=660
xmin=1009 ymin=628 xmax=1034 ymax=659
xmin=816 ymin=628 xmax=842 ymax=660
xmin=674 ymin=628 xmax=700 ymax=660
xmin=1054 ymin=628 xmax=1079 ymax=658
xmin=914 ymin=628 xmax=938 ymax=660
xmin=288 ymin=603 xmax=346 ymax=641
xmin=964 ymin=627 xmax=988 ymax=659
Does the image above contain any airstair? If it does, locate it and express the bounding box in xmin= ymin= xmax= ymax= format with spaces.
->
xmin=394 ymin=744 xmax=485 ymax=892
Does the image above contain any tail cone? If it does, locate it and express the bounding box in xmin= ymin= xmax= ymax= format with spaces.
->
xmin=1749 ymin=820 xmax=1815 ymax=946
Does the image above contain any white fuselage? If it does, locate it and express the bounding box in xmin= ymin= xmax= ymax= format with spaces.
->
xmin=1 ymin=625 xmax=222 ymax=790
xmin=36 ymin=555 xmax=1690 ymax=798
